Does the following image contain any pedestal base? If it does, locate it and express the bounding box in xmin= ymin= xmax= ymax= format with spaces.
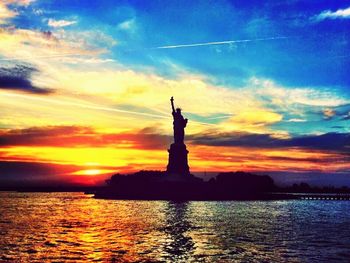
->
xmin=166 ymin=143 xmax=190 ymax=176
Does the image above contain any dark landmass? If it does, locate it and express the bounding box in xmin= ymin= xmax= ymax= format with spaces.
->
xmin=1 ymin=171 xmax=349 ymax=199
xmin=94 ymin=170 xmax=350 ymax=201
xmin=280 ymin=182 xmax=350 ymax=194
xmin=96 ymin=170 xmax=282 ymax=200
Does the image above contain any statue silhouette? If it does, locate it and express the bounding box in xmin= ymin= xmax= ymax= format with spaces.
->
xmin=167 ymin=97 xmax=190 ymax=176
xmin=171 ymin=97 xmax=188 ymax=145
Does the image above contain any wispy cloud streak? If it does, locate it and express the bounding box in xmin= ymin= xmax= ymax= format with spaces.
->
xmin=313 ymin=7 xmax=350 ymax=21
xmin=1 ymin=92 xmax=170 ymax=119
xmin=0 ymin=53 xmax=93 ymax=62
xmin=0 ymin=92 xmax=214 ymax=126
xmin=48 ymin=19 xmax=77 ymax=28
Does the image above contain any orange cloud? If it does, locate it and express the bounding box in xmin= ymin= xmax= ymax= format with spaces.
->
xmin=0 ymin=125 xmax=171 ymax=149
xmin=323 ymin=108 xmax=336 ymax=119
xmin=0 ymin=125 xmax=348 ymax=185
xmin=189 ymin=145 xmax=349 ymax=173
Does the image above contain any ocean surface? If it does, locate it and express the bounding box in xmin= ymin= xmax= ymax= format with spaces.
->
xmin=1 ymin=192 xmax=350 ymax=262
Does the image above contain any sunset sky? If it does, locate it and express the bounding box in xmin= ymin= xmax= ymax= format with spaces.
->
xmin=0 ymin=0 xmax=349 ymax=187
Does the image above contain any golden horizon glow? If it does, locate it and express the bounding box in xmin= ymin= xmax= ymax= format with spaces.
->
xmin=1 ymin=143 xmax=347 ymax=176
xmin=73 ymin=169 xmax=116 ymax=176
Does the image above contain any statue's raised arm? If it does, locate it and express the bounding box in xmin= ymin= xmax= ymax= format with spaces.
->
xmin=170 ymin=96 xmax=175 ymax=113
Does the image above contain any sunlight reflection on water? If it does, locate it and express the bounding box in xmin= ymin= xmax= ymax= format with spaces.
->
xmin=1 ymin=192 xmax=350 ymax=262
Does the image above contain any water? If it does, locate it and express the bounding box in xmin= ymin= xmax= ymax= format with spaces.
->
xmin=1 ymin=192 xmax=350 ymax=262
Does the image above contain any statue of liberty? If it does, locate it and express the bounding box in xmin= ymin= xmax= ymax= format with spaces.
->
xmin=166 ymin=96 xmax=190 ymax=176
xmin=170 ymin=96 xmax=188 ymax=145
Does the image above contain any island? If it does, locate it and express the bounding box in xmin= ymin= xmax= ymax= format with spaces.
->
xmin=95 ymin=97 xmax=289 ymax=200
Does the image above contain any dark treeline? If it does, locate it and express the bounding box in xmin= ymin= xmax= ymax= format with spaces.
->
xmin=97 ymin=170 xmax=279 ymax=200
xmin=2 ymin=171 xmax=349 ymax=197
xmin=95 ymin=170 xmax=350 ymax=200
xmin=280 ymin=182 xmax=350 ymax=194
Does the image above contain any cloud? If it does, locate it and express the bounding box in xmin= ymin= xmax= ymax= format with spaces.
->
xmin=0 ymin=65 xmax=53 ymax=94
xmin=285 ymin=118 xmax=306 ymax=122
xmin=0 ymin=125 xmax=348 ymax=177
xmin=0 ymin=126 xmax=172 ymax=173
xmin=0 ymin=160 xmax=63 ymax=178
xmin=225 ymin=110 xmax=282 ymax=125
xmin=117 ymin=18 xmax=136 ymax=32
xmin=0 ymin=0 xmax=36 ymax=24
xmin=0 ymin=3 xmax=17 ymax=24
xmin=1 ymin=92 xmax=171 ymax=119
xmin=4 ymin=0 xmax=36 ymax=6
xmin=313 ymin=7 xmax=350 ymax=22
xmin=323 ymin=108 xmax=336 ymax=120
xmin=0 ymin=160 xmax=112 ymax=187
xmin=39 ymin=68 xmax=298 ymax=134
xmin=285 ymin=133 xmax=349 ymax=152
xmin=54 ymin=29 xmax=117 ymax=49
xmin=252 ymin=77 xmax=348 ymax=107
xmin=0 ymin=7 xmax=347 ymax=139
xmin=215 ymin=109 xmax=283 ymax=134
xmin=189 ymin=131 xmax=350 ymax=153
xmin=48 ymin=18 xmax=77 ymax=28
xmin=1 ymin=60 xmax=347 ymax=136
xmin=0 ymin=125 xmax=171 ymax=149
xmin=42 ymin=67 xmax=263 ymax=120
xmin=342 ymin=112 xmax=350 ymax=120
xmin=188 ymin=144 xmax=349 ymax=174
xmin=0 ymin=28 xmax=106 ymax=65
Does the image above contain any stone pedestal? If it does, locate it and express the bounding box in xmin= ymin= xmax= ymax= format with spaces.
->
xmin=166 ymin=143 xmax=190 ymax=176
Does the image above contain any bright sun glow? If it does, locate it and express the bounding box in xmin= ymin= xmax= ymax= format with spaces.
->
xmin=73 ymin=169 xmax=115 ymax=176
xmin=83 ymin=169 xmax=102 ymax=175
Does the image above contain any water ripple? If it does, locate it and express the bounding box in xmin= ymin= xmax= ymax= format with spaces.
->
xmin=1 ymin=193 xmax=350 ymax=262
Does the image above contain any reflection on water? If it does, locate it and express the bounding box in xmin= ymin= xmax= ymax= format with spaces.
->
xmin=1 ymin=192 xmax=350 ymax=262
xmin=162 ymin=202 xmax=194 ymax=262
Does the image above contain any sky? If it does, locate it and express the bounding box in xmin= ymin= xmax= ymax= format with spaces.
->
xmin=0 ymin=0 xmax=349 ymax=187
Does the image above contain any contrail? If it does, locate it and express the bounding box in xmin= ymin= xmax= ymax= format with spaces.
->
xmin=0 ymin=92 xmax=214 ymax=126
xmin=1 ymin=37 xmax=292 ymax=60
xmin=150 ymin=36 xmax=290 ymax=50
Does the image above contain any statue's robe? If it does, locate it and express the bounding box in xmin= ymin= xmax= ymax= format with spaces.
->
xmin=172 ymin=111 xmax=187 ymax=145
